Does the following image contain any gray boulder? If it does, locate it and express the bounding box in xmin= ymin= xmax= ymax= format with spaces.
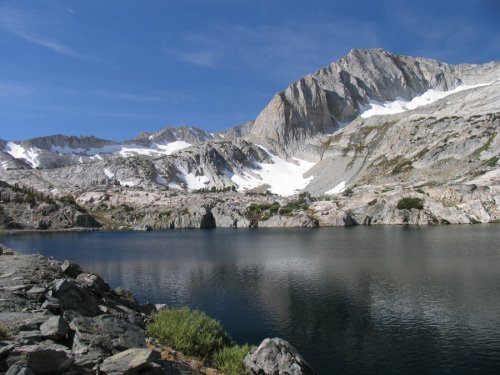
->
xmin=113 ymin=287 xmax=140 ymax=310
xmin=76 ymin=272 xmax=111 ymax=297
xmin=244 ymin=338 xmax=315 ymax=375
xmin=6 ymin=340 xmax=73 ymax=375
xmin=70 ymin=315 xmax=145 ymax=354
xmin=60 ymin=260 xmax=84 ymax=278
xmin=99 ymin=348 xmax=161 ymax=375
xmin=5 ymin=365 xmax=35 ymax=375
xmin=51 ymin=279 xmax=99 ymax=316
xmin=39 ymin=315 xmax=69 ymax=341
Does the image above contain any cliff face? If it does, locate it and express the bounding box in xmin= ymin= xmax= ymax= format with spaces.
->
xmin=249 ymin=48 xmax=499 ymax=158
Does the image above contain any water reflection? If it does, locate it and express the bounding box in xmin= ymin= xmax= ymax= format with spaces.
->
xmin=1 ymin=226 xmax=500 ymax=374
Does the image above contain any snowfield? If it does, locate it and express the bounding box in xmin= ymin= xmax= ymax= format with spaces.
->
xmin=5 ymin=142 xmax=41 ymax=168
xmin=360 ymin=83 xmax=490 ymax=119
xmin=227 ymin=146 xmax=315 ymax=196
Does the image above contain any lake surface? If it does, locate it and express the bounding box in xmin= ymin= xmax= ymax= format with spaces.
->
xmin=1 ymin=226 xmax=500 ymax=374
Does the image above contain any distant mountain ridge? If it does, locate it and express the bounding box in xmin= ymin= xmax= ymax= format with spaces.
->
xmin=1 ymin=48 xmax=499 ymax=200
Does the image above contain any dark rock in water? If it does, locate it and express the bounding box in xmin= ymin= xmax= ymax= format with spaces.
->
xmin=5 ymin=365 xmax=35 ymax=375
xmin=99 ymin=348 xmax=161 ymax=375
xmin=60 ymin=260 xmax=84 ymax=278
xmin=244 ymin=338 xmax=315 ymax=375
xmin=51 ymin=279 xmax=99 ymax=316
xmin=39 ymin=316 xmax=69 ymax=341
xmin=76 ymin=272 xmax=111 ymax=297
xmin=6 ymin=340 xmax=73 ymax=375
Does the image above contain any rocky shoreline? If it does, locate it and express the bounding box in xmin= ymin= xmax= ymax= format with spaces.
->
xmin=0 ymin=244 xmax=315 ymax=375
xmin=1 ymin=178 xmax=499 ymax=233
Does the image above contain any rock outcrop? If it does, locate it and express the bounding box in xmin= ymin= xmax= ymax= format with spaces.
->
xmin=249 ymin=48 xmax=499 ymax=158
xmin=244 ymin=338 xmax=316 ymax=375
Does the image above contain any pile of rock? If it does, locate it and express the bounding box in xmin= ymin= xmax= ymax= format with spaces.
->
xmin=0 ymin=250 xmax=164 ymax=374
xmin=0 ymin=247 xmax=315 ymax=374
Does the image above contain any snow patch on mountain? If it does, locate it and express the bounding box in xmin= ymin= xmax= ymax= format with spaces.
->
xmin=325 ymin=181 xmax=346 ymax=195
xmin=119 ymin=179 xmax=140 ymax=187
xmin=103 ymin=168 xmax=115 ymax=178
xmin=226 ymin=147 xmax=315 ymax=196
xmin=51 ymin=141 xmax=192 ymax=157
xmin=177 ymin=166 xmax=210 ymax=190
xmin=360 ymin=83 xmax=491 ymax=119
xmin=5 ymin=142 xmax=41 ymax=168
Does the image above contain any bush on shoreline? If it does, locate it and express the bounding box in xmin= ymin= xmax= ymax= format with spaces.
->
xmin=146 ymin=307 xmax=255 ymax=373
xmin=146 ymin=307 xmax=232 ymax=359
xmin=213 ymin=344 xmax=254 ymax=375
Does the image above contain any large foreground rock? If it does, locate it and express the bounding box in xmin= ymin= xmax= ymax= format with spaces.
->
xmin=6 ymin=340 xmax=73 ymax=375
xmin=50 ymin=278 xmax=99 ymax=316
xmin=244 ymin=338 xmax=315 ymax=375
xmin=100 ymin=348 xmax=161 ymax=375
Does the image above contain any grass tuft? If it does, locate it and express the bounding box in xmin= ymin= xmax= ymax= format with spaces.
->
xmin=213 ymin=344 xmax=254 ymax=375
xmin=0 ymin=323 xmax=9 ymax=340
xmin=146 ymin=307 xmax=232 ymax=359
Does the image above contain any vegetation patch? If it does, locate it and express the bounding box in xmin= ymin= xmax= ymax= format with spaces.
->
xmin=146 ymin=307 xmax=231 ymax=359
xmin=474 ymin=132 xmax=496 ymax=156
xmin=245 ymin=202 xmax=281 ymax=221
xmin=397 ymin=197 xmax=424 ymax=210
xmin=159 ymin=211 xmax=172 ymax=218
xmin=367 ymin=199 xmax=378 ymax=206
xmin=0 ymin=323 xmax=9 ymax=340
xmin=391 ymin=159 xmax=413 ymax=175
xmin=484 ymin=156 xmax=499 ymax=168
xmin=342 ymin=187 xmax=354 ymax=197
xmin=213 ymin=344 xmax=254 ymax=375
xmin=279 ymin=201 xmax=308 ymax=216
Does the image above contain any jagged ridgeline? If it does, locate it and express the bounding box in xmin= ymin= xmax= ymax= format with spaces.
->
xmin=1 ymin=48 xmax=499 ymax=229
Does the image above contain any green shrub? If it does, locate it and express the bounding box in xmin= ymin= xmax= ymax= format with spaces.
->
xmin=397 ymin=197 xmax=424 ymax=210
xmin=159 ymin=211 xmax=172 ymax=218
xmin=484 ymin=156 xmax=499 ymax=167
xmin=245 ymin=202 xmax=281 ymax=221
xmin=367 ymin=198 xmax=378 ymax=206
xmin=213 ymin=344 xmax=254 ymax=375
xmin=146 ymin=307 xmax=231 ymax=358
xmin=0 ymin=323 xmax=9 ymax=340
xmin=278 ymin=201 xmax=308 ymax=216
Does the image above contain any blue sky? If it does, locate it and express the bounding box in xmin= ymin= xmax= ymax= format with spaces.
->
xmin=1 ymin=0 xmax=499 ymax=141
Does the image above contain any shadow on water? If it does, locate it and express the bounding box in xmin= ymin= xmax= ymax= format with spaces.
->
xmin=2 ymin=225 xmax=500 ymax=374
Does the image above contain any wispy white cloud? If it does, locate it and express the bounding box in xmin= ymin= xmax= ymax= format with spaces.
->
xmin=0 ymin=5 xmax=96 ymax=61
xmin=176 ymin=50 xmax=218 ymax=67
xmin=0 ymin=80 xmax=191 ymax=104
xmin=87 ymin=112 xmax=170 ymax=120
xmin=165 ymin=19 xmax=382 ymax=81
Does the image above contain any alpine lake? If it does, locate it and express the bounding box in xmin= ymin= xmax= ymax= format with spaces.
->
xmin=1 ymin=225 xmax=499 ymax=374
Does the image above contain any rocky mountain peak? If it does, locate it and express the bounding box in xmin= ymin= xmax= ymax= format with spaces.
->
xmin=17 ymin=135 xmax=114 ymax=152
xmin=134 ymin=126 xmax=212 ymax=145
xmin=249 ymin=48 xmax=498 ymax=158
